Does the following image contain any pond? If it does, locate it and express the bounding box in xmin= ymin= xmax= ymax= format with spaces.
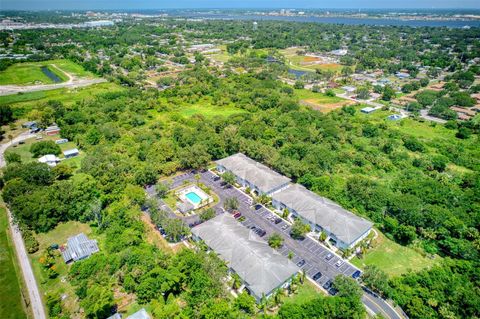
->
xmin=41 ymin=66 xmax=62 ymax=83
xmin=288 ymin=69 xmax=309 ymax=78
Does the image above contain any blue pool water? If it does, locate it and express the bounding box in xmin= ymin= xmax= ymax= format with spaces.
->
xmin=186 ymin=191 xmax=202 ymax=204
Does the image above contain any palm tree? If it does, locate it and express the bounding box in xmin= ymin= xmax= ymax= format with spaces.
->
xmin=342 ymin=248 xmax=353 ymax=259
xmin=194 ymin=173 xmax=200 ymax=185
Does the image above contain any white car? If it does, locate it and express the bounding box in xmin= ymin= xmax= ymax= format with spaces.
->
xmin=335 ymin=260 xmax=344 ymax=267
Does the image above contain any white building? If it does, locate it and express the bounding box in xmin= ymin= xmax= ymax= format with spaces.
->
xmin=38 ymin=154 xmax=60 ymax=167
xmin=191 ymin=214 xmax=299 ymax=301
xmin=216 ymin=153 xmax=291 ymax=196
xmin=272 ymin=184 xmax=373 ymax=249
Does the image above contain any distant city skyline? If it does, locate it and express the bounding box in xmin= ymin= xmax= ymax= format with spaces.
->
xmin=1 ymin=0 xmax=480 ymax=11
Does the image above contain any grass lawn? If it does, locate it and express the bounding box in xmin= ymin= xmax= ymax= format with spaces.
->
xmin=30 ymin=221 xmax=102 ymax=315
xmin=152 ymin=101 xmax=247 ymax=122
xmin=6 ymin=135 xmax=84 ymax=170
xmin=295 ymin=88 xmax=352 ymax=112
xmin=0 ymin=82 xmax=123 ymax=109
xmin=0 ymin=59 xmax=95 ymax=86
xmin=282 ymin=281 xmax=323 ymax=306
xmin=351 ymin=230 xmax=439 ymax=277
xmin=0 ymin=206 xmax=29 ymax=319
xmin=0 ymin=62 xmax=63 ymax=86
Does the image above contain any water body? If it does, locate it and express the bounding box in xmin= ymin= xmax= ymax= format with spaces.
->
xmin=41 ymin=66 xmax=62 ymax=83
xmin=174 ymin=13 xmax=480 ymax=28
xmin=288 ymin=69 xmax=309 ymax=78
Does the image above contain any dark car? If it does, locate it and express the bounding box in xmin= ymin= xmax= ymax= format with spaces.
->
xmin=254 ymin=204 xmax=262 ymax=210
xmin=274 ymin=218 xmax=282 ymax=224
xmin=213 ymin=176 xmax=221 ymax=181
xmin=233 ymin=212 xmax=242 ymax=219
xmin=296 ymin=259 xmax=306 ymax=267
xmin=352 ymin=270 xmax=361 ymax=279
xmin=328 ymin=287 xmax=338 ymax=296
xmin=312 ymin=272 xmax=322 ymax=281
xmin=325 ymin=253 xmax=334 ymax=261
xmin=323 ymin=280 xmax=333 ymax=290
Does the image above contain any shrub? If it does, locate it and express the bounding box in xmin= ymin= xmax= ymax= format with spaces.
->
xmin=30 ymin=141 xmax=61 ymax=158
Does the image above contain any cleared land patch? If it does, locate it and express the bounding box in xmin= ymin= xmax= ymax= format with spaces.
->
xmin=352 ymin=231 xmax=439 ymax=277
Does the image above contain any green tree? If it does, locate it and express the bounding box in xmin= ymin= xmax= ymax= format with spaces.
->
xmin=290 ymin=219 xmax=310 ymax=239
xmin=30 ymin=141 xmax=61 ymax=158
xmin=268 ymin=233 xmax=284 ymax=248
xmin=234 ymin=292 xmax=256 ymax=314
xmin=80 ymin=284 xmax=114 ymax=319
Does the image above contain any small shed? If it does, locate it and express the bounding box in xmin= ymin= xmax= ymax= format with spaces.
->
xmin=45 ymin=125 xmax=60 ymax=136
xmin=361 ymin=107 xmax=376 ymax=114
xmin=387 ymin=114 xmax=402 ymax=121
xmin=55 ymin=139 xmax=69 ymax=144
xmin=63 ymin=148 xmax=79 ymax=158
xmin=38 ymin=154 xmax=60 ymax=167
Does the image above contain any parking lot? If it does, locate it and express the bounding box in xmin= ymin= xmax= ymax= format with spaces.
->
xmin=196 ymin=170 xmax=361 ymax=291
xmin=146 ymin=169 xmax=401 ymax=317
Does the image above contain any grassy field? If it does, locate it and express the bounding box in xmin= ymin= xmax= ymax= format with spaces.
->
xmin=0 ymin=82 xmax=122 ymax=108
xmin=295 ymin=88 xmax=353 ymax=112
xmin=30 ymin=221 xmax=102 ymax=315
xmin=0 ymin=206 xmax=29 ymax=319
xmin=281 ymin=48 xmax=343 ymax=73
xmin=0 ymin=59 xmax=94 ymax=86
xmin=0 ymin=63 xmax=63 ymax=86
xmin=352 ymin=231 xmax=439 ymax=277
xmin=282 ymin=281 xmax=323 ymax=306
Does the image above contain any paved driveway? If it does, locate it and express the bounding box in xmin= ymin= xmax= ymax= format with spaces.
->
xmin=147 ymin=170 xmax=403 ymax=319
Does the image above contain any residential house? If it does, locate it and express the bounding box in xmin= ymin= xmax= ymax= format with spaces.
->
xmin=38 ymin=154 xmax=60 ymax=167
xmin=60 ymin=233 xmax=99 ymax=264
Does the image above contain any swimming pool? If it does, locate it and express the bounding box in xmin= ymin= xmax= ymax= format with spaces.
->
xmin=185 ymin=191 xmax=202 ymax=204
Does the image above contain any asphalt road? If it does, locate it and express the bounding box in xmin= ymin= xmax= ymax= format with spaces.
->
xmin=0 ymin=133 xmax=47 ymax=319
xmin=0 ymin=78 xmax=107 ymax=96
xmin=151 ymin=170 xmax=403 ymax=319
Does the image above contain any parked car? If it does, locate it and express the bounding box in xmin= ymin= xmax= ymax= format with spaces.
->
xmin=281 ymin=224 xmax=289 ymax=231
xmin=335 ymin=260 xmax=344 ymax=267
xmin=328 ymin=287 xmax=338 ymax=296
xmin=213 ymin=176 xmax=220 ymax=181
xmin=254 ymin=204 xmax=262 ymax=210
xmin=325 ymin=253 xmax=334 ymax=261
xmin=233 ymin=212 xmax=242 ymax=219
xmin=296 ymin=259 xmax=306 ymax=267
xmin=352 ymin=270 xmax=361 ymax=279
xmin=323 ymin=280 xmax=333 ymax=290
xmin=312 ymin=272 xmax=322 ymax=281
xmin=231 ymin=210 xmax=240 ymax=215
xmin=274 ymin=218 xmax=282 ymax=224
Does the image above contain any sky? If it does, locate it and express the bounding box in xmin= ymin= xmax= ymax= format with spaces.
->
xmin=1 ymin=0 xmax=479 ymax=11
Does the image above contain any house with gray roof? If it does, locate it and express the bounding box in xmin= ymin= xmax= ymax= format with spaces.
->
xmin=272 ymin=184 xmax=373 ymax=249
xmin=60 ymin=233 xmax=99 ymax=264
xmin=191 ymin=214 xmax=299 ymax=301
xmin=216 ymin=153 xmax=291 ymax=195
